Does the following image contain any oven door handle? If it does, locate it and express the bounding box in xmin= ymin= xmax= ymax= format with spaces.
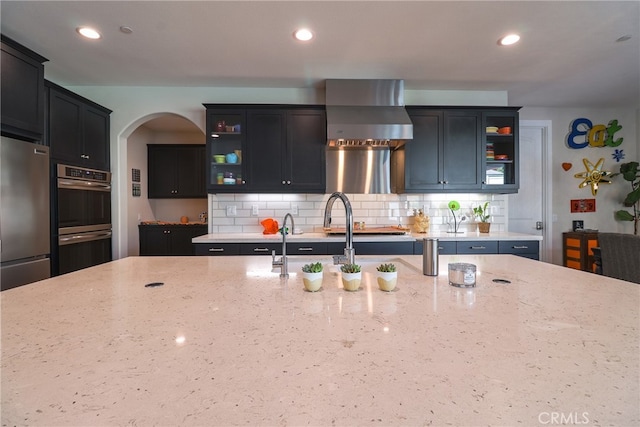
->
xmin=57 ymin=179 xmax=111 ymax=192
xmin=59 ymin=230 xmax=112 ymax=246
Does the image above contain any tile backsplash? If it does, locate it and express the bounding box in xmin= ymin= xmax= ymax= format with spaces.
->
xmin=208 ymin=193 xmax=507 ymax=234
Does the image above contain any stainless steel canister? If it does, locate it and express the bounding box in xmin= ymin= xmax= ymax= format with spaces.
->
xmin=423 ymin=238 xmax=439 ymax=276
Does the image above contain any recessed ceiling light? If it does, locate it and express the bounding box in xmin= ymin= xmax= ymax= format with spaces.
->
xmin=616 ymin=35 xmax=631 ymax=42
xmin=76 ymin=26 xmax=101 ymax=40
xmin=293 ymin=28 xmax=313 ymax=41
xmin=498 ymin=34 xmax=520 ymax=46
xmin=120 ymin=26 xmax=133 ymax=34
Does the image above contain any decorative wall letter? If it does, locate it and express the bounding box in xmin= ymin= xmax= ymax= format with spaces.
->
xmin=566 ymin=118 xmax=623 ymax=149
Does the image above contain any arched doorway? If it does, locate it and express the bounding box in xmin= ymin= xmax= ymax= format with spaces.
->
xmin=116 ymin=113 xmax=206 ymax=258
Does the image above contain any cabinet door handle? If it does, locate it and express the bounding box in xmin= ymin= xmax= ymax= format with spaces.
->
xmin=208 ymin=248 xmax=224 ymax=252
xmin=297 ymin=247 xmax=314 ymax=252
xmin=513 ymin=245 xmax=528 ymax=249
xmin=253 ymin=248 xmax=270 ymax=252
xmin=470 ymin=246 xmax=486 ymax=250
xmin=282 ymin=180 xmax=286 ymax=185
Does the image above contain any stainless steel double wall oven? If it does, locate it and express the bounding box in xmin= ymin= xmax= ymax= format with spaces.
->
xmin=54 ymin=164 xmax=112 ymax=275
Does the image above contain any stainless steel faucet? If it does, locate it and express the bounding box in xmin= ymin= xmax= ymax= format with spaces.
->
xmin=272 ymin=213 xmax=295 ymax=277
xmin=323 ymin=192 xmax=355 ymax=265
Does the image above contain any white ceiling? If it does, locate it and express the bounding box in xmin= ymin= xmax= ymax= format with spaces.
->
xmin=1 ymin=1 xmax=639 ymax=109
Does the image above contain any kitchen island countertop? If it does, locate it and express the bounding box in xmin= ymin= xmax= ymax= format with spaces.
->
xmin=1 ymin=254 xmax=636 ymax=426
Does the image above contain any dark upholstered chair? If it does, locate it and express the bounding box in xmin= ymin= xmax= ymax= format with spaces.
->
xmin=597 ymin=233 xmax=640 ymax=284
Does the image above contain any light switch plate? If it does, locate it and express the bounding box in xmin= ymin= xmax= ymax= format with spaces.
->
xmin=251 ymin=205 xmax=259 ymax=216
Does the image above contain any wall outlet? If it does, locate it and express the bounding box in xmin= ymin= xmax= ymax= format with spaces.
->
xmin=292 ymin=205 xmax=298 ymax=215
xmin=226 ymin=205 xmax=237 ymax=216
xmin=251 ymin=205 xmax=259 ymax=216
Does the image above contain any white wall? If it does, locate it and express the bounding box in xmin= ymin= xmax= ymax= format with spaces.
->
xmin=520 ymin=107 xmax=639 ymax=264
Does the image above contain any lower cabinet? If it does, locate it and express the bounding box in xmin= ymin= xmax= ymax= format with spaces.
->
xmin=414 ymin=239 xmax=539 ymax=260
xmin=413 ymin=240 xmax=456 ymax=255
xmin=351 ymin=241 xmax=414 ymax=255
xmin=456 ymin=240 xmax=499 ymax=254
xmin=193 ymin=238 xmax=540 ymax=260
xmin=498 ymin=240 xmax=540 ymax=260
xmin=194 ymin=243 xmax=240 ymax=256
xmin=139 ymin=225 xmax=208 ymax=256
xmin=194 ymin=241 xmax=415 ymax=256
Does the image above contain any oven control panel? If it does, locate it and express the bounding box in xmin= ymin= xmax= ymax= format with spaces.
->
xmin=58 ymin=164 xmax=111 ymax=183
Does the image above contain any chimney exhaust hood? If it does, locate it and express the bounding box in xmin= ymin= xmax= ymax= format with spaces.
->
xmin=325 ymin=79 xmax=413 ymax=147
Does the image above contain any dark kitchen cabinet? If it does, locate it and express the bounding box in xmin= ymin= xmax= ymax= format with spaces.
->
xmin=482 ymin=109 xmax=520 ymax=192
xmin=205 ymin=108 xmax=247 ymax=192
xmin=499 ymin=240 xmax=539 ymax=260
xmin=403 ymin=108 xmax=482 ymax=192
xmin=46 ymin=80 xmax=111 ymax=170
xmin=246 ymin=108 xmax=325 ymax=193
xmin=327 ymin=241 xmax=414 ymax=256
xmin=148 ymin=144 xmax=206 ymax=199
xmin=245 ymin=109 xmax=286 ymax=192
xmin=195 ymin=243 xmax=241 ymax=256
xmin=1 ymin=35 xmax=47 ymax=141
xmin=456 ymin=240 xmax=499 ymax=254
xmin=413 ymin=240 xmax=456 ymax=255
xmin=139 ymin=224 xmax=208 ymax=256
xmin=204 ymin=104 xmax=326 ymax=193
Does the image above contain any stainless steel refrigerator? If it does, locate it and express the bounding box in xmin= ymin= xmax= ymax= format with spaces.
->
xmin=0 ymin=136 xmax=51 ymax=291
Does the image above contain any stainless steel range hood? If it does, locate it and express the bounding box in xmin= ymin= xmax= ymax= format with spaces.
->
xmin=326 ymin=79 xmax=413 ymax=146
xmin=325 ymin=79 xmax=411 ymax=194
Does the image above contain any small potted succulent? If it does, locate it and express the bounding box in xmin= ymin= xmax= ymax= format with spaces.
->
xmin=340 ymin=263 xmax=362 ymax=291
xmin=376 ymin=263 xmax=398 ymax=292
xmin=473 ymin=201 xmax=491 ymax=233
xmin=301 ymin=262 xmax=323 ymax=292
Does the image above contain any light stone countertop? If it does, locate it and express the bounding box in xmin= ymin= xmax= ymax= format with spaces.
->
xmin=1 ymin=254 xmax=637 ymax=426
xmin=193 ymin=230 xmax=543 ymax=243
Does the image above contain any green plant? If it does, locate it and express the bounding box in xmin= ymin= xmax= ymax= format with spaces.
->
xmin=612 ymin=161 xmax=640 ymax=235
xmin=340 ymin=263 xmax=361 ymax=273
xmin=301 ymin=262 xmax=323 ymax=273
xmin=447 ymin=200 xmax=466 ymax=233
xmin=376 ymin=263 xmax=397 ymax=272
xmin=473 ymin=202 xmax=491 ymax=223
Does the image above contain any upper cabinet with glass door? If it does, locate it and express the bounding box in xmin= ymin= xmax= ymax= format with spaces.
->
xmin=482 ymin=108 xmax=520 ymax=193
xmin=205 ymin=108 xmax=246 ymax=193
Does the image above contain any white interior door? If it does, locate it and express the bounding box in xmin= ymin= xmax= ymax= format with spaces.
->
xmin=508 ymin=121 xmax=552 ymax=262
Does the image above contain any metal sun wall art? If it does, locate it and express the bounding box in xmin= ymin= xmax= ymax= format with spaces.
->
xmin=574 ymin=158 xmax=612 ymax=196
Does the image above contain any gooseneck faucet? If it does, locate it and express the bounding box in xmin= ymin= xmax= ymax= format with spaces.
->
xmin=323 ymin=192 xmax=355 ymax=265
xmin=272 ymin=213 xmax=295 ymax=277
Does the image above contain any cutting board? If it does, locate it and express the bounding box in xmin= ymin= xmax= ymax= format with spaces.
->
xmin=323 ymin=226 xmax=410 ymax=235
